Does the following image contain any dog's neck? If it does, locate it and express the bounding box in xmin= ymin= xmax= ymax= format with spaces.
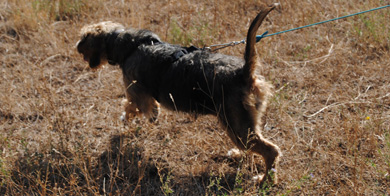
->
xmin=105 ymin=29 xmax=161 ymax=66
xmin=105 ymin=29 xmax=125 ymax=65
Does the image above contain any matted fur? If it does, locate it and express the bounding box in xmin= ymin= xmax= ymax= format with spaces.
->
xmin=77 ymin=5 xmax=281 ymax=185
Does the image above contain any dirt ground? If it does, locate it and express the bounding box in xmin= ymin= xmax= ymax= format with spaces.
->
xmin=1 ymin=0 xmax=389 ymax=195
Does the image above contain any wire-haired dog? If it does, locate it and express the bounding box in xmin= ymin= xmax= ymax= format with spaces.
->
xmin=77 ymin=5 xmax=281 ymax=184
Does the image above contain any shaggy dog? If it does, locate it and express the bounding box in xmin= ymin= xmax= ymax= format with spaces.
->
xmin=76 ymin=5 xmax=281 ymax=184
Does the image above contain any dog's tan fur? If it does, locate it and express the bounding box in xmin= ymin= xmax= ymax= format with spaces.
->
xmin=77 ymin=5 xmax=281 ymax=184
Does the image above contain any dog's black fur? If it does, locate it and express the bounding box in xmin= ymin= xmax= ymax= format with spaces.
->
xmin=77 ymin=5 xmax=281 ymax=184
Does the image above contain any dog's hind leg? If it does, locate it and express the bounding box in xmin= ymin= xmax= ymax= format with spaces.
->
xmin=219 ymin=105 xmax=280 ymax=185
xmin=248 ymin=131 xmax=280 ymax=184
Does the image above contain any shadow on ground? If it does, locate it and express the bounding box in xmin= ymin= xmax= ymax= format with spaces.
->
xmin=1 ymin=133 xmax=241 ymax=195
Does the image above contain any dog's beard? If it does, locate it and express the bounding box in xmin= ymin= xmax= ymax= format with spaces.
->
xmin=89 ymin=58 xmax=100 ymax=68
xmin=89 ymin=53 xmax=102 ymax=69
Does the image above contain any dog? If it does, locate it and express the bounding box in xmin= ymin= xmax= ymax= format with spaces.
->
xmin=76 ymin=5 xmax=281 ymax=185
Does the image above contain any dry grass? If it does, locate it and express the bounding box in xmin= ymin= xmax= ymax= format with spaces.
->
xmin=1 ymin=0 xmax=389 ymax=195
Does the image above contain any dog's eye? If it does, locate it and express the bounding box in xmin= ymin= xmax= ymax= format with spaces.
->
xmin=76 ymin=34 xmax=90 ymax=51
xmin=80 ymin=35 xmax=88 ymax=43
xmin=77 ymin=39 xmax=87 ymax=52
xmin=77 ymin=38 xmax=84 ymax=45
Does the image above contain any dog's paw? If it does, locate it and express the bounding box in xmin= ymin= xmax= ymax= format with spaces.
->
xmin=253 ymin=168 xmax=278 ymax=186
xmin=120 ymin=112 xmax=131 ymax=126
xmin=252 ymin=174 xmax=265 ymax=182
xmin=227 ymin=148 xmax=242 ymax=159
xmin=148 ymin=105 xmax=160 ymax=123
xmin=120 ymin=112 xmax=127 ymax=122
xmin=148 ymin=116 xmax=159 ymax=124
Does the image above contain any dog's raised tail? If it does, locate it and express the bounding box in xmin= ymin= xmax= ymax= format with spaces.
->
xmin=243 ymin=4 xmax=276 ymax=82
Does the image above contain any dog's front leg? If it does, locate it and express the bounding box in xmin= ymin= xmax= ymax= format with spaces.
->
xmin=146 ymin=100 xmax=160 ymax=123
xmin=122 ymin=98 xmax=159 ymax=123
xmin=123 ymin=81 xmax=160 ymax=123
xmin=121 ymin=98 xmax=141 ymax=122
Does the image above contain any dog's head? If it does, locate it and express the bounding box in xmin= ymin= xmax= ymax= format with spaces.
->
xmin=76 ymin=21 xmax=124 ymax=69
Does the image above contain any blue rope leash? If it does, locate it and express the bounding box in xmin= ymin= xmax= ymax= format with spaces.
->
xmin=256 ymin=4 xmax=390 ymax=42
xmin=209 ymin=4 xmax=390 ymax=51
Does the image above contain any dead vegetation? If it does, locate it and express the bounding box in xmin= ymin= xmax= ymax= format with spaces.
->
xmin=1 ymin=0 xmax=389 ymax=195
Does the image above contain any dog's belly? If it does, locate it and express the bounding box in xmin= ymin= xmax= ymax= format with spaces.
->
xmin=158 ymin=87 xmax=220 ymax=114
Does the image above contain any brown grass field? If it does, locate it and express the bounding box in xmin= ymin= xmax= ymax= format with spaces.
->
xmin=1 ymin=0 xmax=389 ymax=195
